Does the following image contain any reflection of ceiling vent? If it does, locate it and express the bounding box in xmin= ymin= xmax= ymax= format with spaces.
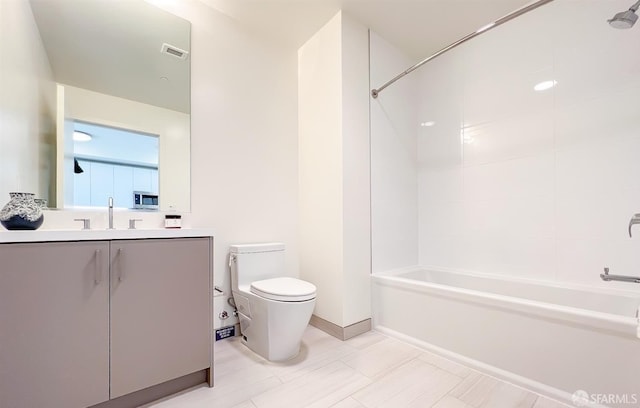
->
xmin=161 ymin=43 xmax=189 ymax=60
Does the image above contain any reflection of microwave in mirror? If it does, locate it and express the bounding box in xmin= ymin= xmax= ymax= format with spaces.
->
xmin=134 ymin=192 xmax=159 ymax=210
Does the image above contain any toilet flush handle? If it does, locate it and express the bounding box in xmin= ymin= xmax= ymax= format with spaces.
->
xmin=229 ymin=253 xmax=237 ymax=268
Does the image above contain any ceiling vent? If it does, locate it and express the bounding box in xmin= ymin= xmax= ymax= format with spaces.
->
xmin=161 ymin=43 xmax=189 ymax=60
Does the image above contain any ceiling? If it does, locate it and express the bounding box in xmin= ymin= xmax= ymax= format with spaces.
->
xmin=199 ymin=0 xmax=536 ymax=59
xmin=28 ymin=0 xmax=539 ymax=113
xmin=30 ymin=0 xmax=191 ymax=113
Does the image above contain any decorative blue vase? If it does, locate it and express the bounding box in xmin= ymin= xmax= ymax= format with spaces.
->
xmin=0 ymin=192 xmax=44 ymax=230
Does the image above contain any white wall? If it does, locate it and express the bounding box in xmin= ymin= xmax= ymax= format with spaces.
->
xmin=0 ymin=0 xmax=56 ymax=205
xmin=382 ymin=0 xmax=640 ymax=291
xmin=369 ymin=32 xmax=419 ymax=274
xmin=152 ymin=0 xmax=300 ymax=316
xmin=299 ymin=13 xmax=344 ymax=324
xmin=299 ymin=11 xmax=371 ymax=328
xmin=62 ymin=85 xmax=189 ymax=212
xmin=340 ymin=13 xmax=372 ymax=325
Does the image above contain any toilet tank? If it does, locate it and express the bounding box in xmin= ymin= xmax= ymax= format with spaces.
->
xmin=230 ymin=243 xmax=285 ymax=289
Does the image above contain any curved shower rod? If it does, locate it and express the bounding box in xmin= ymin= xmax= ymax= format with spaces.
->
xmin=370 ymin=0 xmax=555 ymax=99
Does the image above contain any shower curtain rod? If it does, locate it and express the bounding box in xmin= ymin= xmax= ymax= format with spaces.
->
xmin=370 ymin=0 xmax=555 ymax=98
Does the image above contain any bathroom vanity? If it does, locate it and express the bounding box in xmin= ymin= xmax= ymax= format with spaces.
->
xmin=0 ymin=229 xmax=214 ymax=408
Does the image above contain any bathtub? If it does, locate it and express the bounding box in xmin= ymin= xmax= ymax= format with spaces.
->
xmin=372 ymin=267 xmax=640 ymax=407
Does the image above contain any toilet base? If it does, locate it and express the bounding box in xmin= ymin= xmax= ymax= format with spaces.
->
xmin=241 ymin=333 xmax=301 ymax=362
xmin=235 ymin=293 xmax=315 ymax=362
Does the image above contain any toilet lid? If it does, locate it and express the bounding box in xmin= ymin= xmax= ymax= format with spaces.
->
xmin=250 ymin=277 xmax=316 ymax=302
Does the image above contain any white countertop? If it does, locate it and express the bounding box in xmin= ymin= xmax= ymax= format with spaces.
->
xmin=0 ymin=228 xmax=214 ymax=243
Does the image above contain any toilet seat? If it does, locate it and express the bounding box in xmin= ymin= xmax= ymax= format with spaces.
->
xmin=250 ymin=277 xmax=316 ymax=302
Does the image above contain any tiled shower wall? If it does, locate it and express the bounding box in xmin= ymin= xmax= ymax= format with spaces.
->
xmin=370 ymin=31 xmax=419 ymax=275
xmin=372 ymin=0 xmax=640 ymax=291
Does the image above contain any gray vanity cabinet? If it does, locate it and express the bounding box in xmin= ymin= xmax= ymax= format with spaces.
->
xmin=0 ymin=241 xmax=111 ymax=408
xmin=0 ymin=236 xmax=212 ymax=408
xmin=109 ymin=238 xmax=211 ymax=398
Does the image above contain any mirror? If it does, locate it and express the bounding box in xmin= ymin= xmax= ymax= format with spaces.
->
xmin=7 ymin=0 xmax=191 ymax=211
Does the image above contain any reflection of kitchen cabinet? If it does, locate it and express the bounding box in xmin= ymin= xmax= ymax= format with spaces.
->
xmin=73 ymin=159 xmax=92 ymax=206
xmin=133 ymin=167 xmax=152 ymax=192
xmin=113 ymin=165 xmax=134 ymax=208
xmin=0 ymin=238 xmax=212 ymax=407
xmin=151 ymin=168 xmax=159 ymax=194
xmin=90 ymin=162 xmax=115 ymax=205
xmin=0 ymin=241 xmax=110 ymax=408
xmin=73 ymin=162 xmax=158 ymax=208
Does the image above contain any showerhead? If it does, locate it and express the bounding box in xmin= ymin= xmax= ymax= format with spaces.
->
xmin=609 ymin=1 xmax=640 ymax=29
xmin=609 ymin=9 xmax=638 ymax=28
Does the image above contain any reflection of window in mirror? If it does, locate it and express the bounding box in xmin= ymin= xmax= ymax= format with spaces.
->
xmin=71 ymin=121 xmax=159 ymax=210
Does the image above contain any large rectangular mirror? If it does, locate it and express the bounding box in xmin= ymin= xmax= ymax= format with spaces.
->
xmin=0 ymin=0 xmax=190 ymax=211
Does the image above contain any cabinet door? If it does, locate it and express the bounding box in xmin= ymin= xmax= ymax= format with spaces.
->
xmin=110 ymin=238 xmax=211 ymax=398
xmin=0 ymin=241 xmax=110 ymax=408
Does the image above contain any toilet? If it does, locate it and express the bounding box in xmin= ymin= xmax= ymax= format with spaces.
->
xmin=229 ymin=243 xmax=316 ymax=361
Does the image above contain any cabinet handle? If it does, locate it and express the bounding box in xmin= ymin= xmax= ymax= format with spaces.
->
xmin=117 ymin=248 xmax=124 ymax=282
xmin=95 ymin=249 xmax=102 ymax=284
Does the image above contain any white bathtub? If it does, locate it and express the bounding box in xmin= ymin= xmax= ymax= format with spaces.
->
xmin=372 ymin=267 xmax=640 ymax=407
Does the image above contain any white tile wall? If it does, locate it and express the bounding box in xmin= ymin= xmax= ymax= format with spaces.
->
xmin=370 ymin=32 xmax=419 ymax=274
xmin=372 ymin=0 xmax=640 ymax=291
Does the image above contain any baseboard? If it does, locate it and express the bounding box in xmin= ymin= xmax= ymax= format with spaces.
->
xmin=310 ymin=315 xmax=371 ymax=340
xmin=374 ymin=325 xmax=601 ymax=408
xmin=89 ymin=370 xmax=208 ymax=408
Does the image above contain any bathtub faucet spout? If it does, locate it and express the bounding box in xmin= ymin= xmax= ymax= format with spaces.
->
xmin=628 ymin=213 xmax=640 ymax=237
xmin=601 ymin=267 xmax=640 ymax=284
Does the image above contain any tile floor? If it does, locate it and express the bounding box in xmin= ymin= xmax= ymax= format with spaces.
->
xmin=145 ymin=326 xmax=571 ymax=408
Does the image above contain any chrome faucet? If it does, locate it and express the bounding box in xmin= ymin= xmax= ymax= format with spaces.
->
xmin=601 ymin=213 xmax=640 ymax=284
xmin=128 ymin=219 xmax=142 ymax=230
xmin=74 ymin=218 xmax=91 ymax=230
xmin=108 ymin=197 xmax=114 ymax=229
xmin=601 ymin=267 xmax=640 ymax=283
xmin=628 ymin=213 xmax=640 ymax=237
